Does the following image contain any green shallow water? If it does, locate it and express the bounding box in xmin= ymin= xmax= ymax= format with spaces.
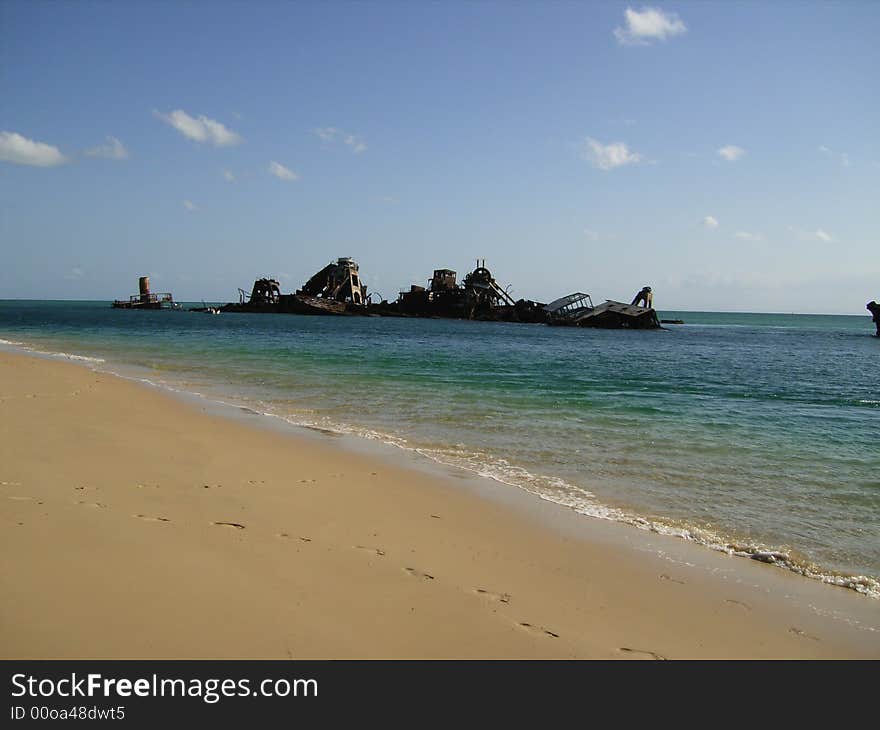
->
xmin=2 ymin=301 xmax=878 ymax=595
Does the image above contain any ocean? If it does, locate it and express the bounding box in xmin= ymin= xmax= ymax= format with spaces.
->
xmin=1 ymin=300 xmax=878 ymax=597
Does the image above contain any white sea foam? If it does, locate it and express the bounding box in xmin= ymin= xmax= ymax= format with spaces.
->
xmin=261 ymin=407 xmax=880 ymax=598
xmin=0 ymin=338 xmax=105 ymax=364
xmin=39 ymin=351 xmax=106 ymax=364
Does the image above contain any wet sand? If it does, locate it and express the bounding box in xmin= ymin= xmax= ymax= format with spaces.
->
xmin=1 ymin=350 xmax=877 ymax=658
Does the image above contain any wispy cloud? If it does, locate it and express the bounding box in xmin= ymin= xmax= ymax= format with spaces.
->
xmin=314 ymin=127 xmax=367 ymax=154
xmin=268 ymin=161 xmax=298 ymax=181
xmin=64 ymin=266 xmax=85 ymax=280
xmin=817 ymin=145 xmax=851 ymax=167
xmin=734 ymin=231 xmax=762 ymax=241
xmin=183 ymin=200 xmax=198 ymax=212
xmin=702 ymin=215 xmax=719 ymax=229
xmin=223 ymin=169 xmax=235 ymax=182
xmin=583 ymin=229 xmax=600 ymax=240
xmin=718 ymin=145 xmax=745 ymax=162
xmin=0 ymin=131 xmax=68 ymax=167
xmin=85 ymin=136 xmax=128 ymax=160
xmin=582 ymin=137 xmax=642 ymax=170
xmin=154 ymin=109 xmax=242 ymax=146
xmin=614 ymin=6 xmax=687 ymax=45
xmin=789 ymin=226 xmax=834 ymax=243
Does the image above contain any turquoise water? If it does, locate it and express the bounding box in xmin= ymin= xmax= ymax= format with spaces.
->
xmin=2 ymin=301 xmax=878 ymax=596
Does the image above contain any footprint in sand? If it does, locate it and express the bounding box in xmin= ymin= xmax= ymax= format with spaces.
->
xmin=789 ymin=627 xmax=819 ymax=641
xmin=474 ymin=588 xmax=511 ymax=604
xmin=276 ymin=534 xmax=312 ymax=543
xmin=404 ymin=567 xmax=434 ymax=581
xmin=518 ymin=622 xmax=559 ymax=639
xmin=725 ymin=599 xmax=751 ymax=611
xmin=212 ymin=521 xmax=246 ymax=529
xmin=298 ymin=479 xmax=317 ymax=484
xmin=134 ymin=514 xmax=170 ymax=523
xmin=618 ymin=647 xmax=667 ymax=660
xmin=77 ymin=501 xmax=107 ymax=508
xmin=355 ymin=546 xmax=386 ymax=557
xmin=659 ymin=574 xmax=685 ymax=585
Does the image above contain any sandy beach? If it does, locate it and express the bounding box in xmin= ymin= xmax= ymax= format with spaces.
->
xmin=1 ymin=350 xmax=877 ymax=659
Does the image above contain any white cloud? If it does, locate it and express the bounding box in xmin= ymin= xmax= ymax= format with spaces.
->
xmin=314 ymin=127 xmax=367 ymax=153
xmin=344 ymin=134 xmax=366 ymax=154
xmin=817 ymin=146 xmax=850 ymax=167
xmin=614 ymin=6 xmax=687 ymax=45
xmin=583 ymin=229 xmax=600 ymax=240
xmin=64 ymin=266 xmax=84 ymax=280
xmin=183 ymin=200 xmax=198 ymax=212
xmin=718 ymin=145 xmax=745 ymax=161
xmin=223 ymin=169 xmax=235 ymax=182
xmin=154 ymin=109 xmax=242 ymax=146
xmin=789 ymin=226 xmax=835 ymax=243
xmin=0 ymin=131 xmax=68 ymax=167
xmin=315 ymin=127 xmax=338 ymax=142
xmin=582 ymin=137 xmax=642 ymax=170
xmin=268 ymin=161 xmax=298 ymax=181
xmin=734 ymin=231 xmax=762 ymax=241
xmin=85 ymin=136 xmax=128 ymax=160
xmin=702 ymin=216 xmax=719 ymax=229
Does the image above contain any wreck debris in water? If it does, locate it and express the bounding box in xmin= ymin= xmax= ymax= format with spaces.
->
xmin=220 ymin=257 xmax=662 ymax=329
xmin=222 ymin=258 xmax=368 ymax=315
xmin=385 ymin=261 xmax=548 ymax=323
xmin=868 ymin=300 xmax=880 ymax=336
xmin=545 ymin=288 xmax=661 ymax=329
xmin=112 ymin=277 xmax=179 ymax=310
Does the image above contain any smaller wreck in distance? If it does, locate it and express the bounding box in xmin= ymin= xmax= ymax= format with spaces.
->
xmin=219 ymin=257 xmax=663 ymax=329
xmin=112 ymin=276 xmax=180 ymax=310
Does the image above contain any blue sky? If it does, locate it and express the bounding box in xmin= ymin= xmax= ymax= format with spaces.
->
xmin=1 ymin=1 xmax=878 ymax=313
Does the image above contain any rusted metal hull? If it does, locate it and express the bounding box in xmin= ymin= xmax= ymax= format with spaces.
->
xmin=548 ymin=300 xmax=661 ymax=329
xmin=221 ymin=293 xmax=350 ymax=316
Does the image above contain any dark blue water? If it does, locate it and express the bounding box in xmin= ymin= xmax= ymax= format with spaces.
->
xmin=2 ymin=301 xmax=878 ymax=595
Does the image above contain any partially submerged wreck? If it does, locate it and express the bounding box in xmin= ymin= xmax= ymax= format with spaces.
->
xmin=868 ymin=300 xmax=880 ymax=336
xmin=222 ymin=258 xmax=367 ymax=315
xmin=545 ymin=291 xmax=660 ymax=329
xmin=221 ymin=257 xmax=661 ymax=329
xmin=112 ymin=277 xmax=179 ymax=310
xmin=386 ymin=261 xmax=546 ymax=322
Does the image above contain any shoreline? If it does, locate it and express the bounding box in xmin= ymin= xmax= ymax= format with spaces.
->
xmin=1 ymin=349 xmax=878 ymax=658
xmin=3 ymin=334 xmax=877 ymax=600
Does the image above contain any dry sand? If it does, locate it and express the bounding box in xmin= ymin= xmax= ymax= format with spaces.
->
xmin=1 ymin=350 xmax=878 ymax=659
